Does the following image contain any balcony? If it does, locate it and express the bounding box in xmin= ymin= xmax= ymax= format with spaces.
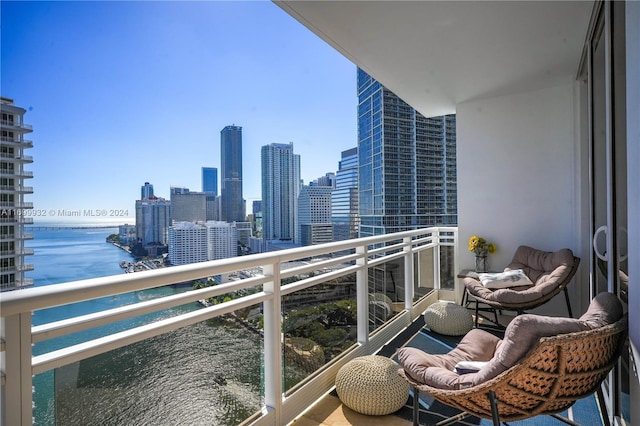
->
xmin=0 ymin=217 xmax=34 ymax=225
xmin=0 ymin=154 xmax=33 ymax=163
xmin=0 ymin=227 xmax=459 ymax=425
xmin=0 ymin=139 xmax=33 ymax=149
xmin=0 ymin=120 xmax=33 ymax=131
xmin=0 ymin=170 xmax=33 ymax=179
xmin=0 ymin=201 xmax=33 ymax=209
xmin=0 ymin=185 xmax=33 ymax=194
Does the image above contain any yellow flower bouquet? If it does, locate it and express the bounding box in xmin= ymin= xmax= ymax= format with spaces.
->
xmin=468 ymin=236 xmax=496 ymax=272
xmin=468 ymin=235 xmax=496 ymax=256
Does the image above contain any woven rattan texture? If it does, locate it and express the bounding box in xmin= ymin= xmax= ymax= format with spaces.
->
xmin=423 ymin=301 xmax=474 ymax=336
xmin=336 ymin=355 xmax=409 ymax=416
xmin=399 ymin=314 xmax=628 ymax=422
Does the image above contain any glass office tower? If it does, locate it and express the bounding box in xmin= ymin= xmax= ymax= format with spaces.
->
xmin=357 ymin=68 xmax=457 ymax=238
xmin=331 ymin=147 xmax=359 ymax=241
xmin=220 ymin=125 xmax=244 ymax=222
xmin=202 ymin=167 xmax=218 ymax=195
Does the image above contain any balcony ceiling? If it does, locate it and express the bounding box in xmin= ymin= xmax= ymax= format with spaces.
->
xmin=276 ymin=0 xmax=594 ymax=117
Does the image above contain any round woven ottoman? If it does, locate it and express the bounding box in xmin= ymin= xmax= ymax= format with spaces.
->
xmin=335 ymin=355 xmax=409 ymax=415
xmin=423 ymin=301 xmax=473 ymax=336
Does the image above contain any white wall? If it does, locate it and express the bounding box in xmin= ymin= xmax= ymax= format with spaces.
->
xmin=456 ymin=82 xmax=577 ymax=314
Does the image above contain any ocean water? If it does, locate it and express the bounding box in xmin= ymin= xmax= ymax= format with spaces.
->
xmin=26 ymin=227 xmax=264 ymax=425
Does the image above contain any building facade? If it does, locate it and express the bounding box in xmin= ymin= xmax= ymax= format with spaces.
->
xmin=135 ymin=195 xmax=171 ymax=248
xmin=205 ymin=221 xmax=238 ymax=260
xmin=220 ymin=125 xmax=244 ymax=223
xmin=170 ymin=187 xmax=217 ymax=223
xmin=331 ymin=147 xmax=359 ymax=241
xmin=167 ymin=221 xmax=239 ymax=265
xmin=297 ymin=185 xmax=333 ymax=246
xmin=0 ymin=97 xmax=34 ymax=291
xmin=201 ymin=167 xmax=218 ymax=195
xmin=167 ymin=221 xmax=208 ymax=266
xmin=261 ymin=142 xmax=300 ymax=247
xmin=357 ymin=68 xmax=457 ymax=237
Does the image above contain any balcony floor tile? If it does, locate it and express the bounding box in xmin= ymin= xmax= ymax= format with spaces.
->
xmin=290 ymin=394 xmax=411 ymax=426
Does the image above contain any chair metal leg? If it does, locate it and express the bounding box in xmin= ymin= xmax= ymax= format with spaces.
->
xmin=412 ymin=386 xmax=419 ymax=426
xmin=563 ymin=287 xmax=573 ymax=318
xmin=412 ymin=386 xmax=472 ymax=426
xmin=488 ymin=390 xmax=500 ymax=426
xmin=435 ymin=412 xmax=471 ymax=426
xmin=550 ymin=413 xmax=582 ymax=426
xmin=474 ymin=300 xmax=480 ymax=327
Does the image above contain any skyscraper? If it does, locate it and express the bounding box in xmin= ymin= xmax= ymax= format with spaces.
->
xmin=135 ymin=184 xmax=171 ymax=255
xmin=220 ymin=125 xmax=244 ymax=223
xmin=202 ymin=167 xmax=218 ymax=195
xmin=332 ymin=147 xmax=359 ymax=241
xmin=261 ymin=143 xmax=300 ymax=247
xmin=0 ymin=97 xmax=34 ymax=291
xmin=297 ymin=185 xmax=333 ymax=246
xmin=357 ymin=68 xmax=457 ymax=237
xmin=141 ymin=182 xmax=154 ymax=200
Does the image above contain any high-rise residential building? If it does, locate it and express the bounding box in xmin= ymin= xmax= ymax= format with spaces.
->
xmin=168 ymin=222 xmax=208 ymax=266
xmin=135 ymin=192 xmax=171 ymax=254
xmin=261 ymin=142 xmax=300 ymax=247
xmin=0 ymin=97 xmax=34 ymax=291
xmin=220 ymin=125 xmax=244 ymax=222
xmin=357 ymin=68 xmax=457 ymax=237
xmin=297 ymin=185 xmax=333 ymax=246
xmin=332 ymin=147 xmax=359 ymax=241
xmin=205 ymin=221 xmax=238 ymax=260
xmin=141 ymin=182 xmax=154 ymax=200
xmin=167 ymin=220 xmax=239 ymax=265
xmin=170 ymin=187 xmax=217 ymax=223
xmin=202 ymin=167 xmax=218 ymax=195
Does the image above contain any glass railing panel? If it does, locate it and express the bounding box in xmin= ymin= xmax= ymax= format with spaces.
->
xmin=413 ymin=247 xmax=435 ymax=301
xmin=281 ymin=271 xmax=357 ymax=393
xmin=41 ymin=308 xmax=264 ymax=426
xmin=439 ymin=244 xmax=455 ymax=291
xmin=368 ymin=257 xmax=403 ymax=332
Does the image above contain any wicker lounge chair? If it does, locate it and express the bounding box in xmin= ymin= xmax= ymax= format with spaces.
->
xmin=397 ymin=293 xmax=628 ymax=426
xmin=463 ymin=245 xmax=580 ymax=326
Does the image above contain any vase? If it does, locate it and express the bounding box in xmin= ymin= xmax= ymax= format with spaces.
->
xmin=475 ymin=255 xmax=488 ymax=273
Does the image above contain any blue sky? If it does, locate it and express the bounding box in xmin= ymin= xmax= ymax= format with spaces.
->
xmin=1 ymin=0 xmax=357 ymax=224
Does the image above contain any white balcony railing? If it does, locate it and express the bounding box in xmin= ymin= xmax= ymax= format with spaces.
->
xmin=0 ymin=226 xmax=458 ymax=426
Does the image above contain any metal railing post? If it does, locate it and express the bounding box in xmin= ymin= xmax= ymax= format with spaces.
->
xmin=3 ymin=313 xmax=33 ymax=425
xmin=262 ymin=262 xmax=282 ymax=424
xmin=404 ymin=236 xmax=414 ymax=311
xmin=356 ymin=244 xmax=368 ymax=345
xmin=434 ymin=229 xmax=441 ymax=291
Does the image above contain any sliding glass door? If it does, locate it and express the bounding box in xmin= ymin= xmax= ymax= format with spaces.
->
xmin=585 ymin=1 xmax=629 ymax=424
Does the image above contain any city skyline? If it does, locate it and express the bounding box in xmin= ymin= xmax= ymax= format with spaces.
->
xmin=1 ymin=1 xmax=357 ymax=223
